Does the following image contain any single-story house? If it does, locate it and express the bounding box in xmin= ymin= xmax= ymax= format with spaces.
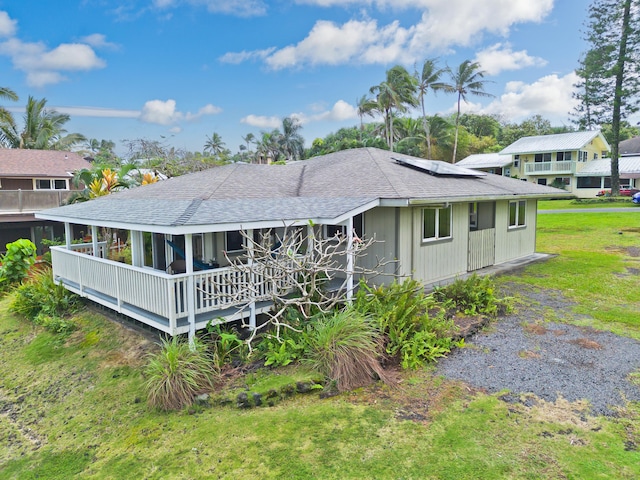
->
xmin=37 ymin=148 xmax=567 ymax=339
xmin=498 ymin=131 xmax=611 ymax=197
xmin=0 ymin=149 xmax=91 ymax=254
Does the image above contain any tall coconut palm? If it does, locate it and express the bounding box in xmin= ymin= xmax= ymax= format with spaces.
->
xmin=356 ymin=95 xmax=376 ymax=142
xmin=204 ymin=132 xmax=226 ymax=156
xmin=369 ymin=65 xmax=418 ymax=152
xmin=0 ymin=96 xmax=86 ymax=150
xmin=416 ymin=58 xmax=447 ymax=159
xmin=279 ymin=117 xmax=305 ymax=161
xmin=440 ymin=60 xmax=494 ymax=163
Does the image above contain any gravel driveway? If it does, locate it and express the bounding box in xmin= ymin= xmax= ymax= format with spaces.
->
xmin=436 ymin=285 xmax=640 ymax=416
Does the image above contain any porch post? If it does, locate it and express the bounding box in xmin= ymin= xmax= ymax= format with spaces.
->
xmin=246 ymin=229 xmax=256 ymax=330
xmin=307 ymin=224 xmax=314 ymax=258
xmin=346 ymin=216 xmax=354 ymax=302
xmin=64 ymin=222 xmax=72 ymax=250
xmin=130 ymin=230 xmax=144 ymax=267
xmin=91 ymin=225 xmax=99 ymax=257
xmin=185 ymin=233 xmax=196 ymax=349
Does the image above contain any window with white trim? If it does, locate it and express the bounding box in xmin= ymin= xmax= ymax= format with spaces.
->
xmin=508 ymin=200 xmax=526 ymax=228
xmin=225 ymin=230 xmax=244 ymax=253
xmin=513 ymin=155 xmax=520 ymax=168
xmin=34 ymin=178 xmax=68 ymax=190
xmin=422 ymin=206 xmax=452 ymax=241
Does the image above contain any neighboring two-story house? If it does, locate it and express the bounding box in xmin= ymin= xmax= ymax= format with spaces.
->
xmin=0 ymin=149 xmax=91 ymax=254
xmin=459 ymin=131 xmax=612 ymax=198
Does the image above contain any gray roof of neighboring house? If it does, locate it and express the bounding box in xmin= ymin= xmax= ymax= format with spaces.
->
xmin=38 ymin=148 xmax=568 ymax=231
xmin=575 ymin=156 xmax=640 ymax=178
xmin=500 ymin=131 xmax=610 ymax=155
xmin=457 ymin=153 xmax=512 ymax=169
xmin=619 ymin=136 xmax=640 ymax=156
xmin=0 ymin=149 xmax=90 ymax=178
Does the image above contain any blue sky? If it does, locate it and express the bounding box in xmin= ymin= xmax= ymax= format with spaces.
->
xmin=0 ymin=1 xmax=589 ymax=156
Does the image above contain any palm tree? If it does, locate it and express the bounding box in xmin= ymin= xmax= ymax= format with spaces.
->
xmin=0 ymin=96 xmax=86 ymax=150
xmin=356 ymin=95 xmax=376 ymax=142
xmin=369 ymin=65 xmax=418 ymax=152
xmin=204 ymin=132 xmax=225 ymax=156
xmin=440 ymin=60 xmax=494 ymax=163
xmin=416 ymin=59 xmax=447 ymax=159
xmin=279 ymin=117 xmax=304 ymax=161
xmin=0 ymin=86 xmax=18 ymax=129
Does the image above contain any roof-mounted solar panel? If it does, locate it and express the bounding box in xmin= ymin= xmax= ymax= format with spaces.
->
xmin=393 ymin=156 xmax=486 ymax=177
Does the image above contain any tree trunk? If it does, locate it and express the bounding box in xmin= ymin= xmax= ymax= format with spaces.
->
xmin=421 ymin=96 xmax=432 ymax=159
xmin=610 ymin=0 xmax=631 ymax=196
xmin=452 ymin=92 xmax=462 ymax=164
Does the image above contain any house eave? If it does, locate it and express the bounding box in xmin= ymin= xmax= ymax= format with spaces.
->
xmin=35 ymin=198 xmax=382 ymax=234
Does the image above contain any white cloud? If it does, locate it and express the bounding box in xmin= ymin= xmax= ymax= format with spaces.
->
xmin=185 ymin=103 xmax=223 ymax=121
xmin=242 ymin=100 xmax=358 ymax=130
xmin=80 ymin=33 xmax=119 ymax=50
xmin=229 ymin=0 xmax=554 ymax=69
xmin=474 ymin=43 xmax=547 ymax=75
xmin=0 ymin=37 xmax=106 ymax=87
xmin=241 ymin=114 xmax=282 ymax=129
xmin=0 ymin=11 xmax=16 ymax=37
xmin=481 ymin=72 xmax=579 ymax=123
xmin=140 ymin=99 xmax=181 ymax=125
xmin=53 ymin=106 xmax=141 ymax=118
xmin=219 ymin=47 xmax=276 ymax=64
xmin=140 ymin=99 xmax=222 ymax=125
xmin=153 ymin=0 xmax=267 ymax=17
xmin=264 ymin=19 xmax=415 ymax=69
xmin=40 ymin=43 xmax=106 ymax=71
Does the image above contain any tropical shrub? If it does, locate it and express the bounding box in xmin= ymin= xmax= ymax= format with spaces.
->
xmin=256 ymin=308 xmax=309 ymax=367
xmin=145 ymin=337 xmax=217 ymax=411
xmin=0 ymin=239 xmax=37 ymax=285
xmin=204 ymin=323 xmax=248 ymax=369
xmin=432 ymin=274 xmax=510 ymax=316
xmin=303 ymin=310 xmax=387 ymax=391
xmin=10 ymin=267 xmax=82 ymax=332
xmin=353 ymin=279 xmax=460 ymax=369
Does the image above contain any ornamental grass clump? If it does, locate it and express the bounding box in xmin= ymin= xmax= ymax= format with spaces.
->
xmin=303 ymin=310 xmax=389 ymax=392
xmin=145 ymin=337 xmax=217 ymax=411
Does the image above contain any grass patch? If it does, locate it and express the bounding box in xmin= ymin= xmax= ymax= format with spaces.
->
xmin=538 ymin=199 xmax=637 ymax=210
xmin=499 ymin=211 xmax=640 ymax=338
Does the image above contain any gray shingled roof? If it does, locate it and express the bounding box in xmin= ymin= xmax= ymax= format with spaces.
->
xmin=38 ymin=148 xmax=568 ymax=231
xmin=457 ymin=153 xmax=512 ymax=169
xmin=0 ymin=149 xmax=90 ymax=177
xmin=500 ymin=131 xmax=610 ymax=155
xmin=575 ymin=156 xmax=640 ymax=178
xmin=619 ymin=136 xmax=640 ymax=156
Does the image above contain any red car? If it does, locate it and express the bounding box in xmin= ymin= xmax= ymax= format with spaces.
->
xmin=596 ymin=188 xmax=640 ymax=197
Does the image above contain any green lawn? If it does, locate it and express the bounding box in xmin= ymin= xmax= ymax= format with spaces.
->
xmin=538 ymin=199 xmax=638 ymax=210
xmin=1 ymin=211 xmax=639 ymax=479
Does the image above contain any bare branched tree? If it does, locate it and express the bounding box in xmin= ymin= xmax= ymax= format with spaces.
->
xmin=198 ymin=223 xmax=397 ymax=349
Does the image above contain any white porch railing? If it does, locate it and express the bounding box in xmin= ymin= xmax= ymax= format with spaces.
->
xmin=524 ymin=161 xmax=574 ymax=174
xmin=69 ymin=241 xmax=108 ymax=258
xmin=50 ymin=246 xmax=297 ymax=334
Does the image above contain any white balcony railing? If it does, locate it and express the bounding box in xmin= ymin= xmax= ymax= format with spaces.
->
xmin=524 ymin=161 xmax=574 ymax=175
